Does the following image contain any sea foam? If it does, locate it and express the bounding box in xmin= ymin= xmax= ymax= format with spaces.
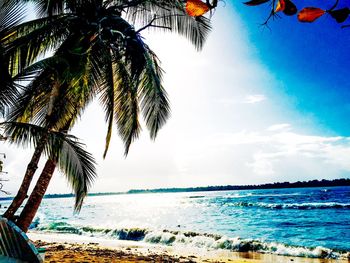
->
xmin=228 ymin=202 xmax=350 ymax=209
xmin=35 ymin=222 xmax=350 ymax=259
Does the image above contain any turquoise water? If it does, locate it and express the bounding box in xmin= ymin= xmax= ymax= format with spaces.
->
xmin=1 ymin=186 xmax=350 ymax=259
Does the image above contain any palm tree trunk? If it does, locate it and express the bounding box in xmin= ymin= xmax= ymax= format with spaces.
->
xmin=3 ymin=133 xmax=48 ymax=220
xmin=3 ymin=83 xmax=59 ymax=221
xmin=16 ymin=159 xmax=56 ymax=232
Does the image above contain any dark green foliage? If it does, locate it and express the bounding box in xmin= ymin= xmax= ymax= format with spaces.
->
xmin=127 ymin=178 xmax=350 ymax=194
xmin=0 ymin=0 xmax=25 ymax=116
xmin=1 ymin=121 xmax=96 ymax=211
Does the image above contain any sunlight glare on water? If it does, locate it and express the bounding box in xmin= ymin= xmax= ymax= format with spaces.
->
xmin=1 ymin=187 xmax=349 ymax=259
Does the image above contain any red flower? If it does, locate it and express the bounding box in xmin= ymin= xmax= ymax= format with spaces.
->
xmin=275 ymin=0 xmax=286 ymax=13
xmin=275 ymin=0 xmax=297 ymax=16
xmin=298 ymin=7 xmax=325 ymax=23
xmin=186 ymin=0 xmax=210 ymax=17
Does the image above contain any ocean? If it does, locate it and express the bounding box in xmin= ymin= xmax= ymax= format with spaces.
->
xmin=1 ymin=186 xmax=350 ymax=259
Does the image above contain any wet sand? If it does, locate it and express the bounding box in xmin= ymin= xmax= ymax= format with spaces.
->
xmin=29 ymin=232 xmax=349 ymax=263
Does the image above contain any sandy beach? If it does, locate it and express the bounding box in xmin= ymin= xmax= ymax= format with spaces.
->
xmin=29 ymin=232 xmax=349 ymax=263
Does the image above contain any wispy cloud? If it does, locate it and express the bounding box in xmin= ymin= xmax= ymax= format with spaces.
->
xmin=267 ymin=123 xmax=291 ymax=131
xmin=218 ymin=94 xmax=267 ymax=106
xmin=243 ymin=94 xmax=267 ymax=104
xmin=204 ymin=126 xmax=349 ymax=177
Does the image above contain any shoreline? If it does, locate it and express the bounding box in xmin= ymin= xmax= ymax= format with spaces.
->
xmin=1 ymin=182 xmax=349 ymax=202
xmin=28 ymin=232 xmax=349 ymax=263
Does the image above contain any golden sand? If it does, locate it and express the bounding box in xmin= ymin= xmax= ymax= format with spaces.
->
xmin=33 ymin=240 xmax=348 ymax=263
xmin=29 ymin=232 xmax=348 ymax=263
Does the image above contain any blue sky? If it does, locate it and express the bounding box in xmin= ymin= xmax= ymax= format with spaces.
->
xmin=231 ymin=0 xmax=350 ymax=134
xmin=1 ymin=1 xmax=350 ymax=194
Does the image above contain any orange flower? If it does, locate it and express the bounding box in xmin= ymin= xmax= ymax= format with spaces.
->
xmin=275 ymin=0 xmax=297 ymax=16
xmin=186 ymin=0 xmax=210 ymax=17
xmin=298 ymin=7 xmax=325 ymax=23
xmin=275 ymin=0 xmax=286 ymax=12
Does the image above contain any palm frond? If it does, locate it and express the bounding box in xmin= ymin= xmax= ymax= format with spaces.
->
xmin=1 ymin=121 xmax=48 ymax=148
xmin=113 ymin=55 xmax=141 ymax=156
xmin=98 ymin=16 xmax=168 ymax=152
xmin=0 ymin=0 xmax=25 ymax=116
xmin=7 ymin=68 xmax=53 ymax=124
xmin=34 ymin=0 xmax=65 ymax=17
xmin=98 ymin=51 xmax=115 ymax=158
xmin=0 ymin=0 xmax=25 ymax=38
xmin=9 ymin=40 xmax=96 ymax=130
xmin=55 ymin=134 xmax=96 ymax=212
xmin=0 ymin=51 xmax=21 ymax=117
xmin=1 ymin=121 xmax=96 ymax=211
xmin=138 ymin=45 xmax=170 ymax=139
xmin=98 ymin=47 xmax=141 ymax=156
xmin=122 ymin=0 xmax=212 ymax=50
xmin=6 ymin=14 xmax=73 ymax=75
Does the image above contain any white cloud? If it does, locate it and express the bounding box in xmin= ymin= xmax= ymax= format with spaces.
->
xmin=267 ymin=123 xmax=291 ymax=131
xmin=247 ymin=152 xmax=276 ymax=175
xmin=243 ymin=94 xmax=267 ymax=104
xmin=211 ymin=128 xmax=349 ymax=176
xmin=217 ymin=94 xmax=267 ymax=106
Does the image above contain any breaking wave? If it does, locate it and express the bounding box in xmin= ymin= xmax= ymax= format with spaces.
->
xmin=35 ymin=222 xmax=350 ymax=259
xmin=227 ymin=202 xmax=350 ymax=209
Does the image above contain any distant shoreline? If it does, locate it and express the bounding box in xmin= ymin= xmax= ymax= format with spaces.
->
xmin=127 ymin=178 xmax=350 ymax=194
xmin=0 ymin=178 xmax=349 ymax=201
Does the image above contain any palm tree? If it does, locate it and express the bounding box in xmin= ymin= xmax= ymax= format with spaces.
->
xmin=3 ymin=49 xmax=96 ymax=231
xmin=15 ymin=116 xmax=95 ymax=232
xmin=3 ymin=45 xmax=96 ymax=223
xmin=2 ymin=0 xmax=215 ymax=229
xmin=0 ymin=0 xmax=77 ymax=219
xmin=2 ymin=121 xmax=96 ymax=231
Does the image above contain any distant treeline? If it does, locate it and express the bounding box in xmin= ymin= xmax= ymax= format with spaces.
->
xmin=0 ymin=191 xmax=123 ymax=201
xmin=1 ymin=178 xmax=349 ymax=201
xmin=43 ymin=192 xmax=123 ymax=199
xmin=127 ymin=178 xmax=350 ymax=194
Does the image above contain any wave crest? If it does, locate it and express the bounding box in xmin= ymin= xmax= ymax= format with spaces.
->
xmin=35 ymin=223 xmax=350 ymax=259
xmin=230 ymin=202 xmax=350 ymax=209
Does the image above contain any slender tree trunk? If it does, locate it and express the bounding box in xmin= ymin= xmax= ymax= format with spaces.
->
xmin=3 ymin=133 xmax=48 ymax=220
xmin=15 ymin=114 xmax=76 ymax=232
xmin=3 ymin=82 xmax=59 ymax=221
xmin=16 ymin=159 xmax=56 ymax=232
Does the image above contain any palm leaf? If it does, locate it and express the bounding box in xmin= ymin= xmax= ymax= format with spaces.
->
xmin=123 ymin=0 xmax=212 ymax=50
xmin=98 ymin=47 xmax=141 ymax=157
xmin=0 ymin=0 xmax=25 ymax=38
xmin=8 ymin=37 xmax=97 ymax=130
xmin=6 ymin=14 xmax=73 ymax=75
xmin=0 ymin=0 xmax=25 ymax=116
xmin=98 ymin=51 xmax=116 ymax=158
xmin=55 ymin=133 xmax=96 ymax=212
xmin=113 ymin=55 xmax=141 ymax=156
xmin=1 ymin=121 xmax=96 ymax=211
xmin=1 ymin=121 xmax=48 ymax=148
xmin=138 ymin=45 xmax=170 ymax=139
xmin=34 ymin=0 xmax=65 ymax=17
